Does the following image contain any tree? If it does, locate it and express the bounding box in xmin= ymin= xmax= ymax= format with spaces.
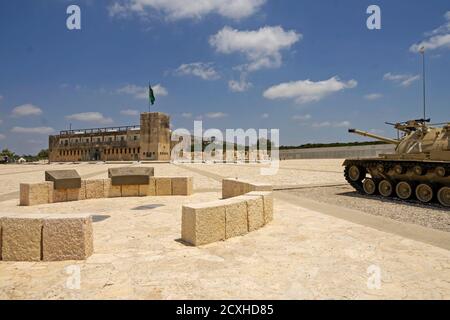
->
xmin=37 ymin=149 xmax=49 ymax=159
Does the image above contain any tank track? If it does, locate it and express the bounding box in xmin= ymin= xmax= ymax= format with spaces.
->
xmin=344 ymin=164 xmax=365 ymax=194
xmin=344 ymin=159 xmax=450 ymax=206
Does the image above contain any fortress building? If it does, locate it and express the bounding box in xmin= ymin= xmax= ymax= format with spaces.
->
xmin=48 ymin=112 xmax=171 ymax=162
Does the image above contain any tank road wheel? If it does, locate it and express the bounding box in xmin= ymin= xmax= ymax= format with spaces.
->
xmin=437 ymin=187 xmax=450 ymax=207
xmin=348 ymin=165 xmax=364 ymax=182
xmin=379 ymin=180 xmax=394 ymax=197
xmin=396 ymin=181 xmax=413 ymax=200
xmin=393 ymin=165 xmax=404 ymax=175
xmin=363 ymin=179 xmax=377 ymax=195
xmin=436 ymin=166 xmax=447 ymax=178
xmin=413 ymin=165 xmax=424 ymax=176
xmin=415 ymin=184 xmax=434 ymax=203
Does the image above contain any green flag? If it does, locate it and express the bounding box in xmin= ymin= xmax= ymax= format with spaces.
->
xmin=149 ymin=85 xmax=156 ymax=106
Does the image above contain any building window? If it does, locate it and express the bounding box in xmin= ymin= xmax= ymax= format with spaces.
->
xmin=97 ymin=138 xmax=101 ymax=142
xmin=134 ymin=136 xmax=137 ymax=141
xmin=121 ymin=137 xmax=125 ymax=141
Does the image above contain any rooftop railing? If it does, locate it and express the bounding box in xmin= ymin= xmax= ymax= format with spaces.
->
xmin=59 ymin=125 xmax=140 ymax=136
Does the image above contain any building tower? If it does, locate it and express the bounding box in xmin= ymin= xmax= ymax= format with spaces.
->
xmin=140 ymin=112 xmax=171 ymax=161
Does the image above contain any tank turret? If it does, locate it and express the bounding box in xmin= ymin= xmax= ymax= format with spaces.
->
xmin=343 ymin=120 xmax=450 ymax=207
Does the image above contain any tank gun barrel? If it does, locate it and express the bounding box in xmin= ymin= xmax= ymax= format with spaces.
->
xmin=348 ymin=129 xmax=400 ymax=145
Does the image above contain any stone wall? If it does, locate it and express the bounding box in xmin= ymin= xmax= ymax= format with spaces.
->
xmin=279 ymin=144 xmax=395 ymax=160
xmin=20 ymin=177 xmax=194 ymax=206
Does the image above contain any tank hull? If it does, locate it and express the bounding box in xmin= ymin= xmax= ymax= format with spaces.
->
xmin=343 ymin=158 xmax=450 ymax=207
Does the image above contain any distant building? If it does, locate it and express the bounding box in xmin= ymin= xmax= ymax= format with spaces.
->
xmin=48 ymin=112 xmax=171 ymax=162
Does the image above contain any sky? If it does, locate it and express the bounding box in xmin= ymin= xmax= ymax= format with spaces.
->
xmin=0 ymin=0 xmax=449 ymax=154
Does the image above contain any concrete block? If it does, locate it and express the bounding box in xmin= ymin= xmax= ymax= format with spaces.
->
xmin=104 ymin=179 xmax=121 ymax=198
xmin=247 ymin=191 xmax=273 ymax=225
xmin=45 ymin=170 xmax=81 ymax=190
xmin=239 ymin=194 xmax=265 ymax=231
xmin=53 ymin=189 xmax=68 ymax=203
xmin=122 ymin=185 xmax=139 ymax=197
xmin=222 ymin=199 xmax=248 ymax=239
xmin=19 ymin=182 xmax=53 ymax=206
xmin=43 ymin=214 xmax=93 ymax=261
xmin=1 ymin=214 xmax=46 ymax=261
xmin=156 ymin=177 xmax=172 ymax=196
xmin=181 ymin=202 xmax=226 ymax=246
xmin=172 ymin=177 xmax=193 ymax=196
xmin=85 ymin=179 xmax=105 ymax=199
xmin=67 ymin=180 xmax=86 ymax=201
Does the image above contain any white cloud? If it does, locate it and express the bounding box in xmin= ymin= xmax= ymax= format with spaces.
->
xmin=383 ymin=73 xmax=420 ymax=87
xmin=11 ymin=127 xmax=55 ymax=134
xmin=292 ymin=114 xmax=312 ymax=121
xmin=0 ymin=95 xmax=3 ymax=101
xmin=311 ymin=121 xmax=350 ymax=128
xmin=210 ymin=26 xmax=301 ymax=72
xmin=117 ymin=84 xmax=168 ymax=100
xmin=364 ymin=93 xmax=383 ymax=100
xmin=175 ymin=62 xmax=220 ymax=80
xmin=0 ymin=134 xmax=5 ymax=140
xmin=108 ymin=0 xmax=266 ymax=20
xmin=66 ymin=112 xmax=114 ymax=124
xmin=263 ymin=76 xmax=357 ymax=104
xmin=228 ymin=77 xmax=252 ymax=92
xmin=410 ymin=12 xmax=450 ymax=52
xmin=181 ymin=113 xmax=193 ymax=118
xmin=261 ymin=113 xmax=269 ymax=119
xmin=205 ymin=112 xmax=228 ymax=119
xmin=11 ymin=104 xmax=43 ymax=117
xmin=120 ymin=109 xmax=139 ymax=116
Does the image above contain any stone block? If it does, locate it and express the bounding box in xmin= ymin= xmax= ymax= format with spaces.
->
xmin=147 ymin=178 xmax=157 ymax=196
xmin=222 ymin=179 xmax=250 ymax=199
xmin=172 ymin=177 xmax=193 ymax=196
xmin=85 ymin=179 xmax=105 ymax=199
xmin=104 ymin=179 xmax=121 ymax=198
xmin=222 ymin=198 xmax=248 ymax=239
xmin=42 ymin=214 xmax=93 ymax=261
xmin=53 ymin=189 xmax=68 ymax=203
xmin=67 ymin=180 xmax=86 ymax=201
xmin=247 ymin=191 xmax=273 ymax=225
xmin=108 ymin=167 xmax=154 ymax=186
xmin=138 ymin=184 xmax=149 ymax=196
xmin=45 ymin=170 xmax=81 ymax=190
xmin=156 ymin=177 xmax=172 ymax=196
xmin=122 ymin=185 xmax=139 ymax=197
xmin=239 ymin=194 xmax=265 ymax=231
xmin=1 ymin=214 xmax=47 ymax=261
xmin=181 ymin=202 xmax=226 ymax=246
xmin=19 ymin=182 xmax=53 ymax=206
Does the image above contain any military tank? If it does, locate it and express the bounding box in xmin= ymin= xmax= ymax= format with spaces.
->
xmin=343 ymin=119 xmax=450 ymax=207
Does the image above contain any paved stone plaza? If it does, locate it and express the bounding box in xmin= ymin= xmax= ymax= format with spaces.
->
xmin=0 ymin=160 xmax=449 ymax=299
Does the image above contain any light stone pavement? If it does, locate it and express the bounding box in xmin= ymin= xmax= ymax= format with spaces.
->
xmin=0 ymin=160 xmax=449 ymax=299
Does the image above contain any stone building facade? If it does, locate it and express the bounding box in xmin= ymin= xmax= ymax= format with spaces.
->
xmin=48 ymin=112 xmax=171 ymax=162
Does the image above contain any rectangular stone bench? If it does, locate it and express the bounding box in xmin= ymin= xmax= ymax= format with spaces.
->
xmin=45 ymin=170 xmax=81 ymax=190
xmin=0 ymin=213 xmax=93 ymax=262
xmin=181 ymin=191 xmax=273 ymax=246
xmin=222 ymin=178 xmax=273 ymax=199
xmin=108 ymin=167 xmax=154 ymax=186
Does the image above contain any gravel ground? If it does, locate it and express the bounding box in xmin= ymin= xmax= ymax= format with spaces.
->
xmin=286 ymin=185 xmax=450 ymax=233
